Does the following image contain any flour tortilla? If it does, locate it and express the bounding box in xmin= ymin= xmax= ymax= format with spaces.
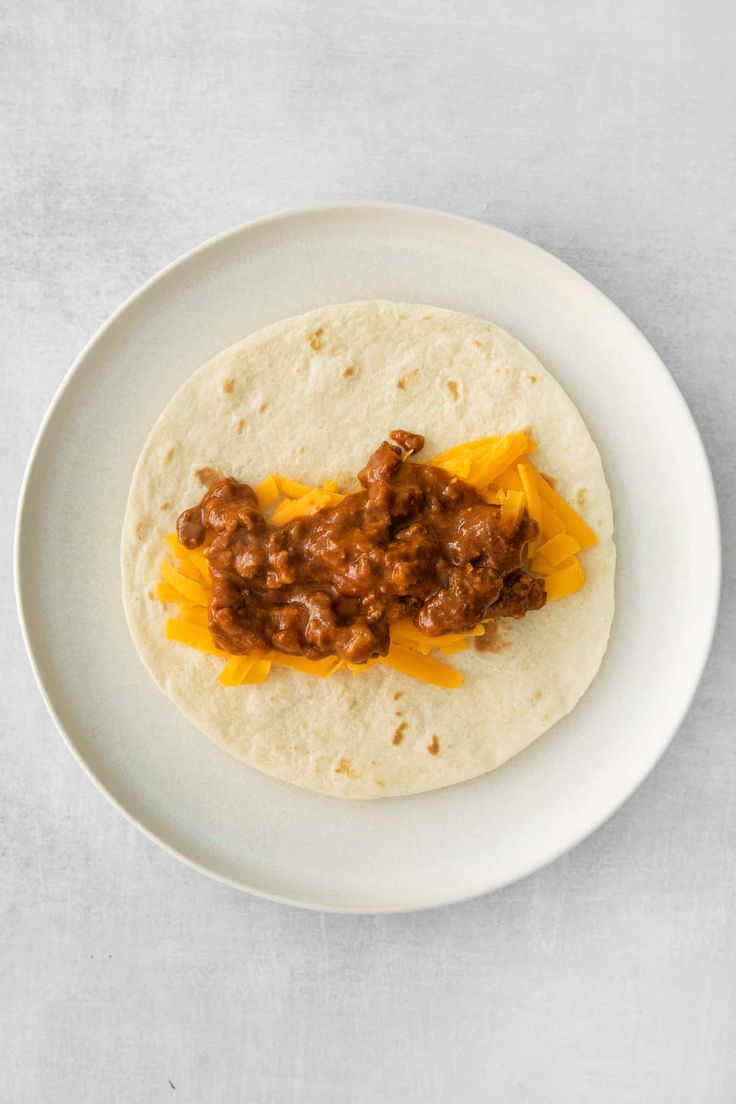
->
xmin=121 ymin=301 xmax=615 ymax=799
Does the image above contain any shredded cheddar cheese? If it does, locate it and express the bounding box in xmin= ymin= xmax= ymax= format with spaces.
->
xmin=160 ymin=560 xmax=211 ymax=606
xmin=153 ymin=431 xmax=597 ymax=689
xmin=534 ymin=471 xmax=597 ymax=550
xmin=254 ymin=474 xmax=279 ymax=510
xmin=535 ymin=533 xmax=581 ymax=569
xmin=540 ymin=501 xmax=566 ymax=540
xmin=499 ymin=488 xmax=526 ymax=535
xmin=544 ymin=558 xmax=586 ymax=602
xmin=381 ymin=644 xmax=464 ymax=690
xmin=165 ymin=618 xmax=229 ymax=656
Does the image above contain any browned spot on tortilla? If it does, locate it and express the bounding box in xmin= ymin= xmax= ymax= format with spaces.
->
xmin=160 ymin=501 xmax=171 ymax=511
xmin=392 ymin=722 xmax=407 ymax=746
xmin=135 ymin=521 xmax=145 ymax=541
xmin=196 ymin=466 xmax=221 ymax=487
xmin=397 ymin=368 xmax=419 ymax=391
xmin=541 ymin=711 xmax=551 ymax=723
xmin=328 ymin=346 xmax=340 ymax=356
xmin=446 ymin=379 xmax=460 ymax=401
xmin=475 ymin=620 xmax=508 ymax=653
xmin=258 ymin=401 xmax=268 ymax=415
xmin=376 ymin=779 xmax=385 ymax=787
xmin=473 ymin=339 xmax=484 ymax=348
xmin=427 ymin=734 xmax=440 ymax=756
xmin=222 ymin=378 xmax=234 ymax=394
xmin=528 ymin=374 xmax=537 ymax=384
xmin=531 ymin=690 xmax=543 ymax=704
xmin=421 ymin=314 xmax=431 ymax=321
xmin=147 ymin=590 xmax=154 ymax=599
xmin=298 ymin=444 xmax=306 ymax=455
xmin=164 ymin=448 xmax=175 ymax=464
xmin=308 ymin=327 xmax=324 ymax=351
xmin=236 ymin=418 xmax=246 ymax=435
xmin=398 ymin=313 xmax=408 ymax=320
xmin=342 ymin=365 xmax=356 ymax=379
xmin=348 ymin=698 xmax=358 ymax=709
xmin=576 ymin=487 xmax=587 ymax=509
xmin=334 ymin=757 xmax=358 ymax=779
xmin=393 ymin=690 xmax=403 ymax=700
xmin=395 ymin=710 xmax=403 ymax=718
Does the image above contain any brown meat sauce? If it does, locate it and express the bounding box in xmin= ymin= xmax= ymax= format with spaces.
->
xmin=177 ymin=431 xmax=546 ymax=664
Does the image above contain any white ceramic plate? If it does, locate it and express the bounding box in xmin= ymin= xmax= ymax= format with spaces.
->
xmin=16 ymin=204 xmax=720 ymax=913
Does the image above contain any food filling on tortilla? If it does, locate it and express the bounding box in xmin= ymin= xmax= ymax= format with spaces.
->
xmin=122 ymin=301 xmax=615 ymax=797
xmin=155 ymin=428 xmax=595 ymax=689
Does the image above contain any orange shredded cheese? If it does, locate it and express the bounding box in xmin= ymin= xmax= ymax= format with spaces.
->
xmin=160 ymin=560 xmax=211 ymax=605
xmin=517 ymin=462 xmax=544 ymax=552
xmin=270 ymin=653 xmax=344 ymax=678
xmin=472 ymin=434 xmax=532 ymax=488
xmin=270 ymin=488 xmax=332 ymax=526
xmin=219 ymin=655 xmax=259 ymax=686
xmin=544 ymin=558 xmax=586 ymax=602
xmin=535 ymin=532 xmax=581 ymax=569
xmin=382 ymin=644 xmax=464 ymax=690
xmin=178 ymin=606 xmax=209 ymax=627
xmin=243 ymin=658 xmax=272 ymax=683
xmin=391 ymin=619 xmax=483 ymax=655
xmin=276 ymin=475 xmax=314 ymax=498
xmin=255 ymin=475 xmax=279 ymax=510
xmin=534 ymin=472 xmax=597 ymax=550
xmin=539 ymin=501 xmax=566 ymax=540
xmin=500 ymin=488 xmax=525 ymax=535
xmin=495 ymin=466 xmax=523 ymax=493
xmin=165 ymin=619 xmax=228 ymax=656
xmin=156 ymin=582 xmax=183 ymax=603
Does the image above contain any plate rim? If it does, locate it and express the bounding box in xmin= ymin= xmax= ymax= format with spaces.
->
xmin=14 ymin=202 xmax=722 ymax=913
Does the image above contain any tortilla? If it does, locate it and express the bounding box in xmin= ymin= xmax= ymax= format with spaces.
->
xmin=121 ymin=301 xmax=615 ymax=798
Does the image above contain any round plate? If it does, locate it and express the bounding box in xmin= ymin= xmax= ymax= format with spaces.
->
xmin=15 ymin=204 xmax=720 ymax=913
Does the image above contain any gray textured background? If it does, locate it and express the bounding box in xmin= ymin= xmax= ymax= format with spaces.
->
xmin=3 ymin=2 xmax=735 ymax=1101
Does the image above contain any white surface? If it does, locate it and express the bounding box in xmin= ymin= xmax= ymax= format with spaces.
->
xmin=2 ymin=1 xmax=734 ymax=1100
xmin=18 ymin=206 xmax=712 ymax=909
